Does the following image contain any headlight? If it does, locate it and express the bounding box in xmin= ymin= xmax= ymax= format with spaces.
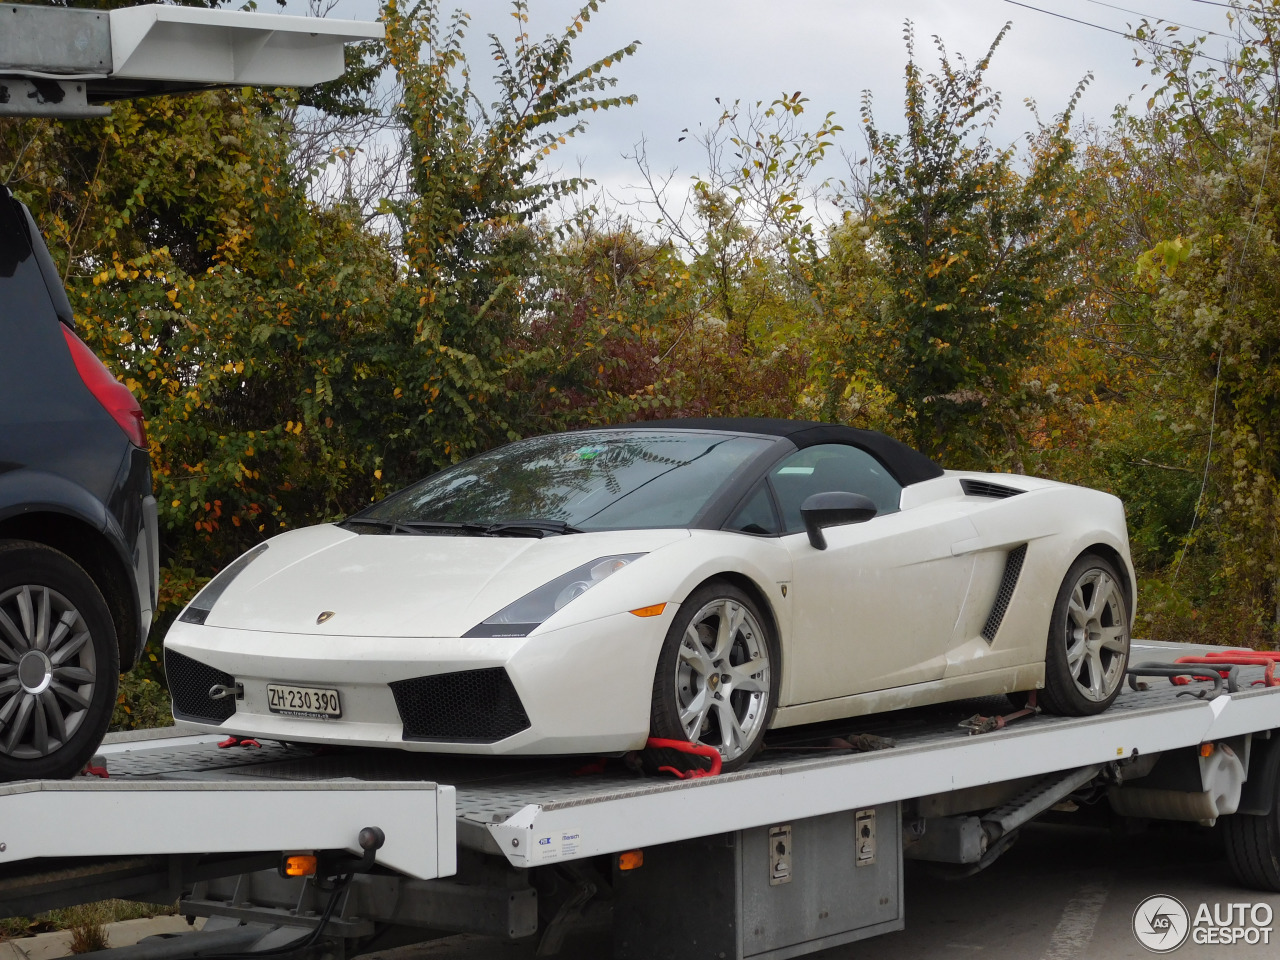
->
xmin=178 ymin=543 xmax=269 ymax=625
xmin=464 ymin=554 xmax=644 ymax=638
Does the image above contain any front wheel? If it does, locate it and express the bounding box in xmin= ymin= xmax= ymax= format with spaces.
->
xmin=1040 ymin=553 xmax=1130 ymax=716
xmin=649 ymin=582 xmax=778 ymax=773
xmin=0 ymin=541 xmax=119 ymax=781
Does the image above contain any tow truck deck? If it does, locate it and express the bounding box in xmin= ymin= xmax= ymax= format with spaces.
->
xmin=4 ymin=642 xmax=1279 ymax=959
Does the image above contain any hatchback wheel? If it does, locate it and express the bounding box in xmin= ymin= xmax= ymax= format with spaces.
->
xmin=0 ymin=541 xmax=119 ymax=781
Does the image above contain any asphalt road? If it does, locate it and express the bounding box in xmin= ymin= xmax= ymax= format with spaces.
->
xmin=850 ymin=820 xmax=1280 ymax=960
xmin=372 ymin=819 xmax=1279 ymax=960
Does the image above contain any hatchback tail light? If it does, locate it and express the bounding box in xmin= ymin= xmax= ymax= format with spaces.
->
xmin=61 ymin=325 xmax=147 ymax=448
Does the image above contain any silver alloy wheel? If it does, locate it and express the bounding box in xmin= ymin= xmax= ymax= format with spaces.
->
xmin=675 ymin=597 xmax=770 ymax=763
xmin=0 ymin=585 xmax=96 ymax=758
xmin=1064 ymin=567 xmax=1128 ymax=702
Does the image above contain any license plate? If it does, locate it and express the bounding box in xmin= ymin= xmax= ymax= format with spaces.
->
xmin=266 ymin=683 xmax=342 ymax=719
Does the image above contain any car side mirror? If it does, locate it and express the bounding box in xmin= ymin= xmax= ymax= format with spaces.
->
xmin=800 ymin=492 xmax=877 ymax=550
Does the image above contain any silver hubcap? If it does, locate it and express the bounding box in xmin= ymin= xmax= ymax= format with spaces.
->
xmin=0 ymin=585 xmax=97 ymax=759
xmin=1064 ymin=568 xmax=1128 ymax=702
xmin=675 ymin=598 xmax=770 ymax=763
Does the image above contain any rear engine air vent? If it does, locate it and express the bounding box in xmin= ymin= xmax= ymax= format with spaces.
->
xmin=982 ymin=544 xmax=1028 ymax=643
xmin=390 ymin=668 xmax=532 ymax=743
xmin=165 ymin=649 xmax=237 ymax=723
xmin=961 ymin=478 xmax=1025 ymax=499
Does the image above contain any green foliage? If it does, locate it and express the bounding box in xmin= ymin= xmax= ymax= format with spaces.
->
xmin=856 ymin=22 xmax=1087 ymax=468
xmin=112 ymin=673 xmax=173 ymax=732
xmin=371 ymin=0 xmax=642 ymax=469
xmin=1117 ymin=3 xmax=1280 ymax=641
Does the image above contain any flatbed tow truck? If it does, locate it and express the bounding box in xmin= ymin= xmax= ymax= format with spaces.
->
xmin=3 ymin=641 xmax=1280 ymax=960
xmin=6 ymin=7 xmax=1280 ymax=959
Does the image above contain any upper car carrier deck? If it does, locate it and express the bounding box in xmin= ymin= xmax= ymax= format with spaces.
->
xmin=8 ymin=642 xmax=1278 ymax=873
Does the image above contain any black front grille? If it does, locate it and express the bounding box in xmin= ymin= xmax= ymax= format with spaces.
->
xmin=982 ymin=544 xmax=1028 ymax=642
xmin=165 ymin=649 xmax=237 ymax=723
xmin=960 ymin=478 xmax=1024 ymax=499
xmin=389 ymin=668 xmax=531 ymax=743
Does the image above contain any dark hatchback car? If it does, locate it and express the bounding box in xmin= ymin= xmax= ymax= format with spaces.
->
xmin=0 ymin=182 xmax=157 ymax=780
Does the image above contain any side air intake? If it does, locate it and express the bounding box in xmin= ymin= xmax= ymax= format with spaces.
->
xmin=961 ymin=478 xmax=1024 ymax=499
xmin=982 ymin=545 xmax=1028 ymax=643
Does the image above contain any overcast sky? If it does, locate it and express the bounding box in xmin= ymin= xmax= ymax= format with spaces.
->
xmin=323 ymin=0 xmax=1244 ymax=199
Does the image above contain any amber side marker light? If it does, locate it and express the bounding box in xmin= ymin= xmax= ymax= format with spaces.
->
xmin=629 ymin=603 xmax=667 ymax=618
xmin=282 ymin=854 xmax=318 ymax=877
xmin=1200 ymin=742 xmax=1215 ymax=758
xmin=618 ymin=849 xmax=644 ymax=871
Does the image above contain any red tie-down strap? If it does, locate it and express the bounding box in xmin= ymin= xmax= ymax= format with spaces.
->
xmin=644 ymin=737 xmax=723 ymax=779
xmin=218 ymin=736 xmax=262 ymax=748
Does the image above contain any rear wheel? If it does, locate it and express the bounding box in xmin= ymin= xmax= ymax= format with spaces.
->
xmin=0 ymin=540 xmax=119 ymax=781
xmin=1223 ymin=806 xmax=1280 ymax=891
xmin=649 ymin=582 xmax=778 ymax=773
xmin=1222 ymin=757 xmax=1280 ymax=891
xmin=1040 ymin=553 xmax=1130 ymax=716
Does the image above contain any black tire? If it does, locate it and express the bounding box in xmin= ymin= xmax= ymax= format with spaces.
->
xmin=0 ymin=540 xmax=119 ymax=781
xmin=1040 ymin=553 xmax=1130 ymax=716
xmin=1222 ymin=807 xmax=1280 ymax=891
xmin=649 ymin=581 xmax=779 ymax=773
xmin=1223 ymin=757 xmax=1280 ymax=892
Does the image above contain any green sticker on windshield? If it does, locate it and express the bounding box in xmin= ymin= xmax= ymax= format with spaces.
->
xmin=575 ymin=445 xmax=606 ymax=461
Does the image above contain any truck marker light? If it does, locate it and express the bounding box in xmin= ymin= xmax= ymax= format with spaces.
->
xmin=1200 ymin=743 xmax=1215 ymax=758
xmin=282 ymin=855 xmax=318 ymax=877
xmin=617 ymin=850 xmax=644 ymax=871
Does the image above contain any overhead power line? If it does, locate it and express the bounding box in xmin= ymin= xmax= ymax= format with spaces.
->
xmin=1187 ymin=0 xmax=1279 ymax=12
xmin=999 ymin=0 xmax=1236 ymax=67
xmin=1081 ymin=0 xmax=1224 ymax=37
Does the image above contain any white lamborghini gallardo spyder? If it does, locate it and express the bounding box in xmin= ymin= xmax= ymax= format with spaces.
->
xmin=163 ymin=418 xmax=1135 ymax=771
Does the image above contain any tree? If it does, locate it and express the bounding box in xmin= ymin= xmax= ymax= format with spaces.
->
xmin=627 ymin=94 xmax=841 ymax=419
xmin=856 ymin=21 xmax=1087 ymax=469
xmin=372 ymin=0 xmax=641 ymax=471
xmin=1122 ymin=3 xmax=1280 ymax=640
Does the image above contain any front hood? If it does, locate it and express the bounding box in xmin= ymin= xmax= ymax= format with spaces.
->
xmin=203 ymin=524 xmax=689 ymax=637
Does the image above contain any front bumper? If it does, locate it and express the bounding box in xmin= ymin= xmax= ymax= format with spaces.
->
xmin=162 ymin=606 xmax=678 ymax=756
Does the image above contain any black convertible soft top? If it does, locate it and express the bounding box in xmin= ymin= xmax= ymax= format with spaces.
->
xmin=612 ymin=417 xmax=944 ymax=487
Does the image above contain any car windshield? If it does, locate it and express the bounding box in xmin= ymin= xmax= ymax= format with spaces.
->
xmin=356 ymin=431 xmax=774 ymax=531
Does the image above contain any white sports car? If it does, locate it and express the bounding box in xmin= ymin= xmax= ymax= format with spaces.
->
xmin=163 ymin=418 xmax=1135 ymax=771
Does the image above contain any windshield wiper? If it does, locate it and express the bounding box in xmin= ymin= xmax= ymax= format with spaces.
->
xmin=482 ymin=519 xmax=583 ymax=537
xmin=398 ymin=520 xmax=489 ymax=535
xmin=341 ymin=518 xmax=420 ymax=535
xmin=342 ymin=518 xmax=487 ymax=536
xmin=343 ymin=518 xmax=581 ymax=538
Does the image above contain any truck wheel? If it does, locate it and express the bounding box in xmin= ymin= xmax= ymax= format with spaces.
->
xmin=649 ymin=582 xmax=777 ymax=773
xmin=1222 ymin=787 xmax=1280 ymax=891
xmin=1040 ymin=553 xmax=1129 ymax=716
xmin=0 ymin=541 xmax=119 ymax=782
